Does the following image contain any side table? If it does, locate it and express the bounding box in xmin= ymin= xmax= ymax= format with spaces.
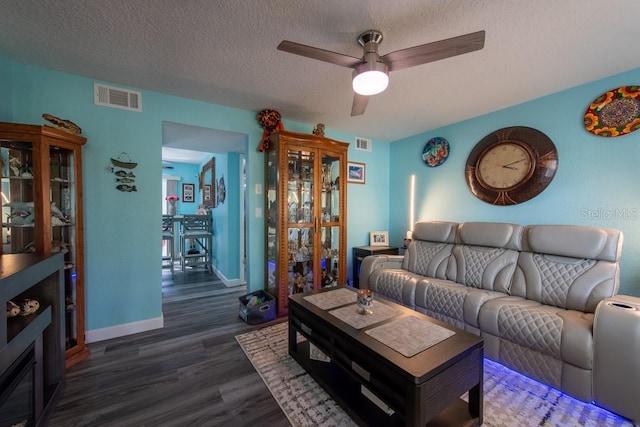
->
xmin=352 ymin=246 xmax=399 ymax=288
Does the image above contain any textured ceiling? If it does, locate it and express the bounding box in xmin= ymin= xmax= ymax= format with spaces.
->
xmin=1 ymin=0 xmax=640 ymax=146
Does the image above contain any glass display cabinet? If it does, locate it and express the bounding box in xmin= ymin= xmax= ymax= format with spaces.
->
xmin=265 ymin=130 xmax=348 ymax=316
xmin=0 ymin=121 xmax=88 ymax=368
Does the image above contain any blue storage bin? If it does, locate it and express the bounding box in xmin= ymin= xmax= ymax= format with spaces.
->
xmin=238 ymin=290 xmax=276 ymax=324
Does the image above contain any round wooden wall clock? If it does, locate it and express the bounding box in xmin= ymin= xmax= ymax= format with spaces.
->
xmin=465 ymin=126 xmax=558 ymax=206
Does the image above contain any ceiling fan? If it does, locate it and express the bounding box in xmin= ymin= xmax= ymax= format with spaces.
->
xmin=277 ymin=29 xmax=485 ymax=116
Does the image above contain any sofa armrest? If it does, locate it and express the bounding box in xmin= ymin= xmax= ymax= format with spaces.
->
xmin=593 ymin=295 xmax=640 ymax=422
xmin=359 ymin=255 xmax=404 ymax=290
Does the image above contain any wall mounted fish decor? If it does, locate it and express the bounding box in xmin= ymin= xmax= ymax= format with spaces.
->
xmin=107 ymin=152 xmax=138 ymax=192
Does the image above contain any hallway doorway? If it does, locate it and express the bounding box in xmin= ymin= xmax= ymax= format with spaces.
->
xmin=161 ymin=121 xmax=248 ymax=285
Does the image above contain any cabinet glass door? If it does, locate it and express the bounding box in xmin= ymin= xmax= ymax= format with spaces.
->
xmin=50 ymin=146 xmax=79 ymax=350
xmin=1 ymin=140 xmax=36 ymax=254
xmin=320 ymin=226 xmax=340 ymax=287
xmin=320 ymin=153 xmax=341 ymax=287
xmin=287 ymin=148 xmax=315 ymax=295
xmin=288 ymin=227 xmax=314 ymax=293
xmin=266 ymin=148 xmax=278 ymax=296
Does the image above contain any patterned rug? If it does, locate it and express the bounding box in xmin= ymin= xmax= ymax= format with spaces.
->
xmin=235 ymin=322 xmax=632 ymax=427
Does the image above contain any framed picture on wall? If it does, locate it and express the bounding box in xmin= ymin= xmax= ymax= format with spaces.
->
xmin=182 ymin=183 xmax=195 ymax=202
xmin=204 ymin=185 xmax=211 ymax=201
xmin=370 ymin=231 xmax=389 ymax=246
xmin=347 ymin=161 xmax=366 ymax=184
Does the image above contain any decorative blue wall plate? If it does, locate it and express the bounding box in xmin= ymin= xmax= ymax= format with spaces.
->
xmin=422 ymin=137 xmax=450 ymax=167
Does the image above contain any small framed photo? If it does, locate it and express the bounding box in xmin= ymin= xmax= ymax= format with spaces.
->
xmin=182 ymin=183 xmax=195 ymax=203
xmin=370 ymin=231 xmax=389 ymax=247
xmin=347 ymin=161 xmax=366 ymax=184
xmin=204 ymin=184 xmax=211 ymax=201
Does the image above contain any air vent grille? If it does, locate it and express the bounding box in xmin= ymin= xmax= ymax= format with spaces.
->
xmin=355 ymin=137 xmax=372 ymax=151
xmin=94 ymin=83 xmax=142 ymax=112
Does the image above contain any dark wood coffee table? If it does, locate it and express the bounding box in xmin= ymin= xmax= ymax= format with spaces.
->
xmin=288 ymin=286 xmax=483 ymax=427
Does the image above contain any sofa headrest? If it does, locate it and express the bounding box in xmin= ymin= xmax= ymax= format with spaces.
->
xmin=456 ymin=222 xmax=523 ymax=250
xmin=523 ymin=225 xmax=623 ymax=262
xmin=412 ymin=221 xmax=458 ymax=243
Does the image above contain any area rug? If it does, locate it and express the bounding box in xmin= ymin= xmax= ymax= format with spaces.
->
xmin=235 ymin=322 xmax=632 ymax=427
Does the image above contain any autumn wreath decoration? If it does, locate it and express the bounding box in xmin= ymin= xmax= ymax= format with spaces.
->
xmin=256 ymin=109 xmax=284 ymax=151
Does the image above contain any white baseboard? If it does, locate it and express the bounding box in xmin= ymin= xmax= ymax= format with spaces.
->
xmin=213 ymin=266 xmax=246 ymax=288
xmin=85 ymin=315 xmax=164 ymax=343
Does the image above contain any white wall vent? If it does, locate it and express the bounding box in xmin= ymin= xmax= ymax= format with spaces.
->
xmin=355 ymin=136 xmax=372 ymax=151
xmin=94 ymin=83 xmax=142 ymax=112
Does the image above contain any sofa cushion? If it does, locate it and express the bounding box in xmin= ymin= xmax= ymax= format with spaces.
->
xmin=523 ymin=224 xmax=623 ymax=262
xmin=479 ymin=297 xmax=594 ymax=370
xmin=403 ymin=221 xmax=458 ymax=279
xmin=412 ymin=220 xmax=458 ymax=243
xmin=415 ymin=278 xmax=467 ymax=329
xmin=456 ymin=222 xmax=523 ymax=250
xmin=448 ymin=245 xmax=518 ymax=292
xmin=446 ymin=222 xmax=523 ymax=293
xmin=497 ymin=304 xmax=563 ymax=359
xmin=367 ymin=269 xmax=422 ymax=308
xmin=510 ymin=225 xmax=622 ymax=312
xmin=404 ymin=240 xmax=454 ymax=279
xmin=415 ymin=277 xmax=507 ymax=330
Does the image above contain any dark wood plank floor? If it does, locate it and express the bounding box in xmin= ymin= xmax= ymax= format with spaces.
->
xmin=50 ymin=268 xmax=289 ymax=427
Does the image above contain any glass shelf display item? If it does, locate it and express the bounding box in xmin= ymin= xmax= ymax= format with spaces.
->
xmin=0 ymin=121 xmax=89 ymax=368
xmin=265 ymin=130 xmax=348 ymax=316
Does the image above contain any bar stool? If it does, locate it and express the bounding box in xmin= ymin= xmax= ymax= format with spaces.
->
xmin=180 ymin=214 xmax=212 ymax=271
xmin=162 ymin=214 xmax=175 ymax=273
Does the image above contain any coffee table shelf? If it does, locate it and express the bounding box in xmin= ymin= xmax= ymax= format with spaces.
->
xmin=289 ymin=286 xmax=484 ymax=427
xmin=292 ymin=339 xmax=406 ymax=426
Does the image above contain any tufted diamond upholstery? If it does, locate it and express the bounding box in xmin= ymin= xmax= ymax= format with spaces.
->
xmin=367 ymin=269 xmax=422 ymax=308
xmin=498 ymin=339 xmax=562 ymax=389
xmin=413 ymin=242 xmax=450 ymax=277
xmin=374 ymin=271 xmax=407 ymax=302
xmin=497 ymin=305 xmax=562 ymax=358
xmin=414 ymin=222 xmax=522 ymax=333
xmin=419 ymin=279 xmax=467 ymax=322
xmin=457 ymin=246 xmax=507 ymax=288
xmin=402 ymin=221 xmax=457 ymax=279
xmin=534 ymin=254 xmax=595 ymax=308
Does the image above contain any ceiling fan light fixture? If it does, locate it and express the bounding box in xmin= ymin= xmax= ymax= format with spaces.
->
xmin=352 ymin=62 xmax=389 ymax=96
xmin=278 ymin=29 xmax=485 ymax=115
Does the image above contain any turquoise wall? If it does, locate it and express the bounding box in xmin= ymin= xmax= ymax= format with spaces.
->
xmin=3 ymin=59 xmax=389 ymax=333
xmin=225 ymin=152 xmax=241 ymax=277
xmin=0 ymin=53 xmax=11 ymax=121
xmin=207 ymin=151 xmax=242 ymax=280
xmin=389 ymin=68 xmax=640 ymax=297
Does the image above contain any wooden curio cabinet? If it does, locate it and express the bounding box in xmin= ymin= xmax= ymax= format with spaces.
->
xmin=0 ymin=122 xmax=89 ymax=368
xmin=265 ymin=131 xmax=348 ymax=316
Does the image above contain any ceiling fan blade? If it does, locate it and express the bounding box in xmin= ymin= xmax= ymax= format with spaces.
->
xmin=351 ymin=93 xmax=370 ymax=116
xmin=277 ymin=40 xmax=363 ymax=68
xmin=382 ymin=30 xmax=485 ymax=72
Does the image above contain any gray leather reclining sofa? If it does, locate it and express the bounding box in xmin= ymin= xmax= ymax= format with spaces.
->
xmin=359 ymin=221 xmax=640 ymax=423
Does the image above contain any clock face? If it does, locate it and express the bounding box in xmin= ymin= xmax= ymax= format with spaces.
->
xmin=464 ymin=126 xmax=558 ymax=206
xmin=477 ymin=142 xmax=534 ymax=190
